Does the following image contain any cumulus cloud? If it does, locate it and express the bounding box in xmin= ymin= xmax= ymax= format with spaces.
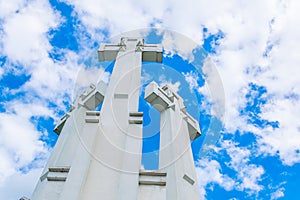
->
xmin=73 ymin=65 xmax=111 ymax=101
xmin=0 ymin=0 xmax=26 ymax=19
xmin=222 ymin=140 xmax=265 ymax=194
xmin=197 ymin=139 xmax=265 ymax=197
xmin=200 ymin=58 xmax=225 ymax=120
xmin=163 ymin=0 xmax=300 ymax=170
xmin=0 ymin=68 xmax=4 ymax=79
xmin=182 ymin=71 xmax=199 ymax=92
xmin=0 ymin=110 xmax=48 ymax=186
xmin=0 ymin=168 xmax=43 ymax=200
xmin=271 ymin=187 xmax=285 ymax=200
xmin=203 ymin=0 xmax=300 ymax=168
xmin=161 ymin=30 xmax=199 ymax=61
xmin=1 ymin=0 xmax=59 ymax=65
xmin=250 ymin=1 xmax=300 ymax=166
xmin=159 ymin=81 xmax=180 ymax=93
xmin=196 ymin=158 xmax=235 ymax=199
xmin=0 ymin=0 xmax=78 ymax=198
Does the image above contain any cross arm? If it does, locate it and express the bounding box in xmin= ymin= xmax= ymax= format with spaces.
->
xmin=77 ymin=81 xmax=107 ymax=110
xmin=54 ymin=81 xmax=107 ymax=135
xmin=141 ymin=44 xmax=162 ymax=62
xmin=181 ymin=110 xmax=201 ymax=140
xmin=144 ymin=81 xmax=174 ymax=112
xmin=144 ymin=81 xmax=201 ymax=141
xmin=53 ymin=112 xmax=71 ymax=135
xmin=98 ymin=43 xmax=123 ymax=61
xmin=98 ymin=37 xmax=163 ymax=62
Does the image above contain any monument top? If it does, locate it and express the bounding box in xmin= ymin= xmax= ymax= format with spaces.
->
xmin=98 ymin=37 xmax=163 ymax=62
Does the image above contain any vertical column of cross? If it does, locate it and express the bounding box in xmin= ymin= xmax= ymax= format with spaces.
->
xmin=145 ymin=81 xmax=201 ymax=200
xmin=31 ymin=82 xmax=106 ymax=200
xmin=77 ymin=38 xmax=143 ymax=199
xmin=80 ymin=38 xmax=162 ymax=199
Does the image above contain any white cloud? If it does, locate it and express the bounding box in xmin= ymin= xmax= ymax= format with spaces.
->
xmin=197 ymin=139 xmax=265 ymax=198
xmin=0 ymin=111 xmax=48 ymax=185
xmin=73 ymin=65 xmax=110 ymax=101
xmin=158 ymin=77 xmax=181 ymax=93
xmin=0 ymin=149 xmax=15 ymax=186
xmin=196 ymin=158 xmax=235 ymax=199
xmin=183 ymin=70 xmax=213 ymax=118
xmin=217 ymin=1 xmax=300 ymax=167
xmin=250 ymin=1 xmax=300 ymax=166
xmin=170 ymin=0 xmax=300 ymax=170
xmin=236 ymin=164 xmax=264 ymax=193
xmin=201 ymin=58 xmax=225 ymax=120
xmin=0 ymin=0 xmax=77 ymax=107
xmin=0 ymin=67 xmax=4 ymax=79
xmin=1 ymin=0 xmax=60 ymax=65
xmin=0 ymin=0 xmax=26 ymax=19
xmin=61 ymin=0 xmax=156 ymax=42
xmin=0 ymin=0 xmax=73 ymax=198
xmin=157 ymin=73 xmax=181 ymax=93
xmin=222 ymin=140 xmax=264 ymax=194
xmin=182 ymin=71 xmax=199 ymax=91
xmin=161 ymin=30 xmax=199 ymax=61
xmin=0 ymin=167 xmax=43 ymax=200
xmin=256 ymin=97 xmax=300 ymax=165
xmin=271 ymin=187 xmax=285 ymax=200
xmin=60 ymin=0 xmax=206 ymax=50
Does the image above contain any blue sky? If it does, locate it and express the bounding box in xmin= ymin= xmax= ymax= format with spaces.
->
xmin=1 ymin=0 xmax=300 ymax=199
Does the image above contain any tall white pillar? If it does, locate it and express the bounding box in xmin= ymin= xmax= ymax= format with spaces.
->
xmin=145 ymin=81 xmax=201 ymax=200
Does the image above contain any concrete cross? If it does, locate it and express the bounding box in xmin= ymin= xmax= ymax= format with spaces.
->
xmin=98 ymin=37 xmax=162 ymax=62
xmin=144 ymin=81 xmax=201 ymax=199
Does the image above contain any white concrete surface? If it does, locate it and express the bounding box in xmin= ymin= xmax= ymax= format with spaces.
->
xmin=31 ymin=38 xmax=164 ymax=200
xmin=145 ymin=82 xmax=201 ymax=200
